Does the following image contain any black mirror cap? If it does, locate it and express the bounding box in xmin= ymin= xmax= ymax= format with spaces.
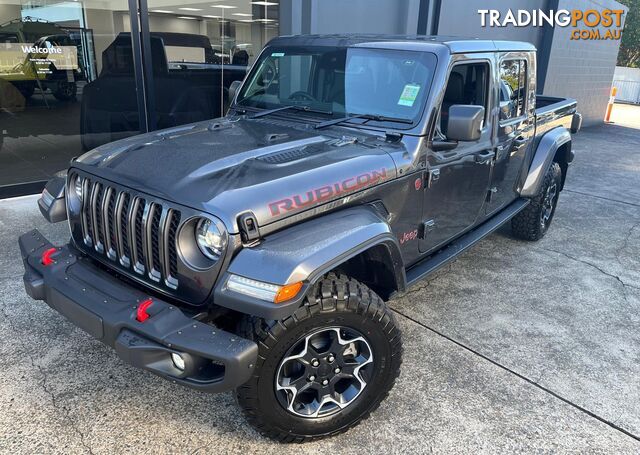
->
xmin=229 ymin=80 xmax=242 ymax=105
xmin=38 ymin=172 xmax=67 ymax=223
xmin=446 ymin=105 xmax=485 ymax=142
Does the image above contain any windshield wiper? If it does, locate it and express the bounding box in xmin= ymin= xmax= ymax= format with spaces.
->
xmin=315 ymin=113 xmax=413 ymax=129
xmin=249 ymin=104 xmax=332 ymax=119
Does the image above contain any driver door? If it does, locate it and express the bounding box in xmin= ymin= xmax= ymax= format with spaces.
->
xmin=419 ymin=57 xmax=495 ymax=254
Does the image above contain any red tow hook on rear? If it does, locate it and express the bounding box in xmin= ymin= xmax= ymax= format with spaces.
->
xmin=136 ymin=298 xmax=154 ymax=322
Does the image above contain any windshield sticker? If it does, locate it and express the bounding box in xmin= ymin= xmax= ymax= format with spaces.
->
xmin=398 ymin=84 xmax=421 ymax=107
xmin=271 ymin=52 xmax=285 ymax=57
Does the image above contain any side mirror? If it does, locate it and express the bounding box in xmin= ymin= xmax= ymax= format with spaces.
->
xmin=229 ymin=80 xmax=242 ymax=105
xmin=446 ymin=105 xmax=485 ymax=142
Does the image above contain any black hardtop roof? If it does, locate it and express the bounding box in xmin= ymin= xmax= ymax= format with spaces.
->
xmin=268 ymin=34 xmax=536 ymax=53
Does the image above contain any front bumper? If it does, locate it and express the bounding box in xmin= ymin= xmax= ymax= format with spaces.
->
xmin=19 ymin=229 xmax=258 ymax=393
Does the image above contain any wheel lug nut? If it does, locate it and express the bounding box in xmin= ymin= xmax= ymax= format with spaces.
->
xmin=311 ymin=359 xmax=319 ymax=367
xmin=322 ymin=379 xmax=329 ymax=386
xmin=327 ymin=354 xmax=335 ymax=363
xmin=334 ymin=367 xmax=341 ymax=374
xmin=308 ymin=375 xmax=316 ymax=381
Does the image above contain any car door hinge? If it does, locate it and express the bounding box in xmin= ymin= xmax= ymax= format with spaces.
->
xmin=427 ymin=168 xmax=440 ymax=188
xmin=418 ymin=219 xmax=436 ymax=239
xmin=486 ymin=187 xmax=498 ymax=203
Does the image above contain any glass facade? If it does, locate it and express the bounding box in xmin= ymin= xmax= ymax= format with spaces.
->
xmin=0 ymin=0 xmax=279 ymax=196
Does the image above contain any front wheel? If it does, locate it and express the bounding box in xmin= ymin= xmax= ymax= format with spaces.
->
xmin=236 ymin=273 xmax=402 ymax=442
xmin=511 ymin=161 xmax=562 ymax=241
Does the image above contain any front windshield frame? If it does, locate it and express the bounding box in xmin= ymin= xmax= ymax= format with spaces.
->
xmin=235 ymin=45 xmax=437 ymax=131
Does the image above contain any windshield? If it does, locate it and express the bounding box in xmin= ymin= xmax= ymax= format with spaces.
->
xmin=236 ymin=46 xmax=437 ymax=127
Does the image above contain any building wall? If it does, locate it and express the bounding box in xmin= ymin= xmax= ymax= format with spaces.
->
xmin=541 ymin=0 xmax=628 ymax=125
xmin=437 ymin=0 xmax=545 ymax=49
xmin=280 ymin=0 xmax=421 ymax=35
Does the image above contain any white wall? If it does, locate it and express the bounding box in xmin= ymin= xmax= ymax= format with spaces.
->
xmin=307 ymin=0 xmax=420 ymax=35
xmin=437 ymin=0 xmax=545 ymax=49
xmin=542 ymin=0 xmax=628 ymax=125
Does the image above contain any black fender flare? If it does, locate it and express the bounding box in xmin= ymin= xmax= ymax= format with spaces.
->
xmin=521 ymin=127 xmax=572 ymax=198
xmin=213 ymin=205 xmax=405 ymax=320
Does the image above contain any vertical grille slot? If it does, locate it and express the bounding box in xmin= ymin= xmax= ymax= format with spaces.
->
xmin=102 ymin=186 xmax=116 ymax=260
xmin=167 ymin=210 xmax=181 ymax=285
xmin=89 ymin=181 xmax=104 ymax=253
xmin=80 ymin=177 xmax=93 ymax=246
xmin=75 ymin=174 xmax=182 ymax=289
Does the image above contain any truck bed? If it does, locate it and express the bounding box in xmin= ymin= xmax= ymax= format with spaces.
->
xmin=534 ymin=95 xmax=578 ymax=137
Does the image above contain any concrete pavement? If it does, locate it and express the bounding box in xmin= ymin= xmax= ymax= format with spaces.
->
xmin=1 ymin=105 xmax=639 ymax=453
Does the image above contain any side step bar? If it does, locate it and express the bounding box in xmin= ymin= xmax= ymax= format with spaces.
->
xmin=404 ymin=198 xmax=530 ymax=289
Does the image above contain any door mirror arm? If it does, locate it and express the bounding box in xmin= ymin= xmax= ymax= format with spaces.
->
xmin=431 ymin=139 xmax=459 ymax=152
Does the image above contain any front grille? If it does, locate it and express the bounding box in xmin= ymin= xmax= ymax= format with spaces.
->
xmin=74 ymin=173 xmax=181 ymax=289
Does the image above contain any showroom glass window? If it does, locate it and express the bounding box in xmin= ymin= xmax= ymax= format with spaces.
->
xmin=499 ymin=59 xmax=527 ymax=121
xmin=0 ymin=0 xmax=141 ymax=192
xmin=144 ymin=0 xmax=279 ymax=130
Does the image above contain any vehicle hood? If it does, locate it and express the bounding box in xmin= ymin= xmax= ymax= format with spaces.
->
xmin=74 ymin=117 xmax=400 ymax=233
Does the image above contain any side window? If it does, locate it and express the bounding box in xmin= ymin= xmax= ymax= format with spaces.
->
xmin=439 ymin=62 xmax=489 ymax=136
xmin=499 ymin=59 xmax=527 ymax=121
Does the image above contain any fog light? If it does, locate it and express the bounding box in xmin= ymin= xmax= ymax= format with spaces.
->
xmin=171 ymin=352 xmax=185 ymax=371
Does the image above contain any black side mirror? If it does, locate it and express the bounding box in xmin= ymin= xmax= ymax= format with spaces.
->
xmin=229 ymin=80 xmax=242 ymax=104
xmin=446 ymin=105 xmax=485 ymax=142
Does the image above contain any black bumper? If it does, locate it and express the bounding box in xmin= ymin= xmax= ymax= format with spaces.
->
xmin=19 ymin=229 xmax=258 ymax=393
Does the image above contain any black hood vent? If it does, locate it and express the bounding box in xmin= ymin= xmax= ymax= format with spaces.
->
xmin=257 ymin=147 xmax=315 ymax=164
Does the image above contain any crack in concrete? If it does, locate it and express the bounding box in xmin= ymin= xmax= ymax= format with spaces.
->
xmin=615 ymin=221 xmax=640 ymax=266
xmin=391 ymin=308 xmax=640 ymax=444
xmin=0 ymin=304 xmax=95 ymax=455
xmin=563 ymin=189 xmax=640 ymax=209
xmin=539 ymin=247 xmax=640 ymax=295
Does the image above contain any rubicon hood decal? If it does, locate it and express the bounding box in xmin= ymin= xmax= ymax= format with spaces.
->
xmin=269 ymin=169 xmax=389 ymax=216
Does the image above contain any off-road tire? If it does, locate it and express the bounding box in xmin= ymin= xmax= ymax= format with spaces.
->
xmin=511 ymin=161 xmax=562 ymax=241
xmin=236 ymin=273 xmax=402 ymax=443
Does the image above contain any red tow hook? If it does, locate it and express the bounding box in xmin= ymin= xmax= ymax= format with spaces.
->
xmin=136 ymin=298 xmax=154 ymax=322
xmin=41 ymin=247 xmax=59 ymax=266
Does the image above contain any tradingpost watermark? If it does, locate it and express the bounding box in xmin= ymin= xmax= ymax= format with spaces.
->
xmin=478 ymin=9 xmax=625 ymax=40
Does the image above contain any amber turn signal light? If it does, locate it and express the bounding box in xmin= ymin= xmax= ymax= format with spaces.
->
xmin=274 ymin=282 xmax=303 ymax=304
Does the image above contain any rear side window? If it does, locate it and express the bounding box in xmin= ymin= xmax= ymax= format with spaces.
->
xmin=499 ymin=59 xmax=527 ymax=121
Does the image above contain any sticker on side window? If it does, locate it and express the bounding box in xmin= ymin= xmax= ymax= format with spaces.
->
xmin=398 ymin=84 xmax=420 ymax=107
xmin=271 ymin=52 xmax=285 ymax=57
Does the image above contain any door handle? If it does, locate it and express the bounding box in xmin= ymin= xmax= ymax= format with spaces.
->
xmin=475 ymin=150 xmax=495 ymax=164
xmin=512 ymin=136 xmax=528 ymax=151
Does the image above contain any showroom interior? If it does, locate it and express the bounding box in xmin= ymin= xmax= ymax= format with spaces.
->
xmin=0 ymin=0 xmax=279 ymax=197
xmin=0 ymin=0 xmax=626 ymax=198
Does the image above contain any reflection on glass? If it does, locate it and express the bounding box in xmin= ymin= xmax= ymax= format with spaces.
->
xmin=237 ymin=46 xmax=436 ymax=125
xmin=145 ymin=0 xmax=279 ymax=127
xmin=0 ymin=0 xmax=138 ymax=188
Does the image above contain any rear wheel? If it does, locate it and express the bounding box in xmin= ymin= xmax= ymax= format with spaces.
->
xmin=236 ymin=273 xmax=402 ymax=442
xmin=511 ymin=162 xmax=562 ymax=241
xmin=52 ymin=80 xmax=77 ymax=101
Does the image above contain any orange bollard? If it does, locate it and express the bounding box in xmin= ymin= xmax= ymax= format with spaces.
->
xmin=605 ymin=86 xmax=617 ymax=122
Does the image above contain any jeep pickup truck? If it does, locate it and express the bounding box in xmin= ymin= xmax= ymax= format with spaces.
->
xmin=21 ymin=35 xmax=581 ymax=442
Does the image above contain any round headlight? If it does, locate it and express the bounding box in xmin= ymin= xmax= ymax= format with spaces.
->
xmin=73 ymin=175 xmax=83 ymax=200
xmin=195 ymin=218 xmax=227 ymax=260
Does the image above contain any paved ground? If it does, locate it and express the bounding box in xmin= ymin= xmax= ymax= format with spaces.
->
xmin=1 ymin=104 xmax=639 ymax=454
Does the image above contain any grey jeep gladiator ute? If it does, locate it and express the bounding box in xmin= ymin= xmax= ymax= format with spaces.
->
xmin=21 ymin=34 xmax=581 ymax=442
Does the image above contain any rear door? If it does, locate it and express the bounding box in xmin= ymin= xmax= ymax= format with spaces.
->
xmin=419 ymin=56 xmax=495 ymax=254
xmin=485 ymin=52 xmax=535 ymax=215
